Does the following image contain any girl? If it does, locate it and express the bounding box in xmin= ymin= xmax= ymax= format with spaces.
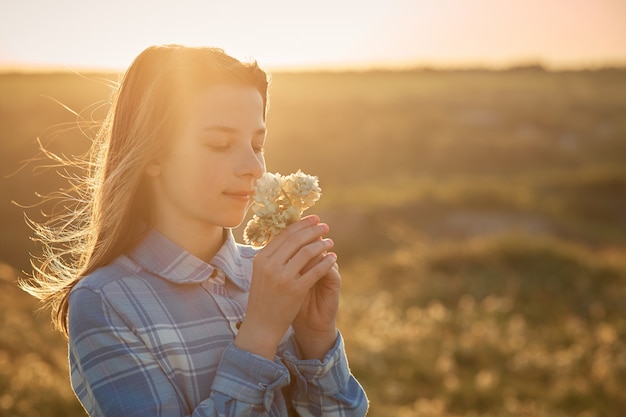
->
xmin=23 ymin=45 xmax=368 ymax=416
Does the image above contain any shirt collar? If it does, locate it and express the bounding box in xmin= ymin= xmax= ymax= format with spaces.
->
xmin=128 ymin=228 xmax=248 ymax=290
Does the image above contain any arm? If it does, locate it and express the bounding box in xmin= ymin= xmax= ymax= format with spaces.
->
xmin=69 ymin=287 xmax=292 ymax=416
xmin=237 ymin=215 xmax=368 ymax=415
xmin=286 ymin=226 xmax=368 ymax=415
xmin=234 ymin=216 xmax=336 ymax=360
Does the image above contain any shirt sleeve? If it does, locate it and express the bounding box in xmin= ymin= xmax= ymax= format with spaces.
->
xmin=69 ymin=287 xmax=292 ymax=417
xmin=280 ymin=332 xmax=369 ymax=417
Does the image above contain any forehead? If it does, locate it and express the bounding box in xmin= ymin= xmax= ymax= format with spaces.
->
xmin=186 ymin=84 xmax=265 ymax=129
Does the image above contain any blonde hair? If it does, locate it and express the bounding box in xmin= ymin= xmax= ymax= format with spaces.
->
xmin=21 ymin=45 xmax=269 ymax=336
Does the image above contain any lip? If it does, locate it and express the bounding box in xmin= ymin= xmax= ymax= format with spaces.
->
xmin=224 ymin=190 xmax=254 ymax=200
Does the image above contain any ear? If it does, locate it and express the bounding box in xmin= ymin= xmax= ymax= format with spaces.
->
xmin=144 ymin=160 xmax=161 ymax=178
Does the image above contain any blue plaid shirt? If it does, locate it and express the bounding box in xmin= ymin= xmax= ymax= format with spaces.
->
xmin=68 ymin=228 xmax=368 ymax=416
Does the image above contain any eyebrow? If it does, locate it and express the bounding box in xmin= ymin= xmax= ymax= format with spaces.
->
xmin=202 ymin=125 xmax=266 ymax=136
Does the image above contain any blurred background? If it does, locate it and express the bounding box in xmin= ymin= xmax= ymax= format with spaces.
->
xmin=1 ymin=1 xmax=625 ymax=416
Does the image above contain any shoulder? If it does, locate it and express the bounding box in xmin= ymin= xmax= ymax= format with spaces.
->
xmin=68 ymin=256 xmax=144 ymax=337
xmin=72 ymin=255 xmax=142 ymax=294
xmin=68 ymin=254 xmax=184 ymax=333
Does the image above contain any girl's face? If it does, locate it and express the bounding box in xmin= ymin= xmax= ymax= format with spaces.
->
xmin=146 ymin=84 xmax=266 ymax=236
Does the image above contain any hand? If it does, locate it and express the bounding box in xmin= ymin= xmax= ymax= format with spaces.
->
xmin=293 ymin=259 xmax=341 ymax=360
xmin=234 ymin=216 xmax=336 ymax=359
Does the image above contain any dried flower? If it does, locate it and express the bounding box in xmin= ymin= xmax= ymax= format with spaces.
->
xmin=243 ymin=170 xmax=321 ymax=246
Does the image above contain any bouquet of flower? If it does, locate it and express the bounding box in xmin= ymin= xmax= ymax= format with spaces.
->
xmin=243 ymin=170 xmax=322 ymax=247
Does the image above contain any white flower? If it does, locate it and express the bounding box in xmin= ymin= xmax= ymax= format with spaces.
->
xmin=243 ymin=171 xmax=322 ymax=247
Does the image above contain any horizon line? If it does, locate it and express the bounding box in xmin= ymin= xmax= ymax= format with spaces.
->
xmin=1 ymin=57 xmax=626 ymax=75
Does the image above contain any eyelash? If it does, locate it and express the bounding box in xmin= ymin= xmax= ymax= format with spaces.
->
xmin=207 ymin=143 xmax=264 ymax=154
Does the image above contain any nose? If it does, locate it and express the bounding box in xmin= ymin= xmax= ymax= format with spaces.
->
xmin=236 ymin=146 xmax=265 ymax=179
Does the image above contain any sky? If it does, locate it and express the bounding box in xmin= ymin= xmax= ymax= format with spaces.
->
xmin=1 ymin=0 xmax=625 ymax=71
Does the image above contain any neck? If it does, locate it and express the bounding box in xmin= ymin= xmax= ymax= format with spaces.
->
xmin=154 ymin=219 xmax=225 ymax=263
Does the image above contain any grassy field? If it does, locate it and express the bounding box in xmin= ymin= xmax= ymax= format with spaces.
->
xmin=1 ymin=68 xmax=625 ymax=416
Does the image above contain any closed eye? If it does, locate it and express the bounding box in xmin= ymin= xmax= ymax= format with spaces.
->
xmin=201 ymin=133 xmax=231 ymax=151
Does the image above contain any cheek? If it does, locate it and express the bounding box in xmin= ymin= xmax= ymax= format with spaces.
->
xmin=191 ymin=156 xmax=226 ymax=191
xmin=160 ymin=151 xmax=203 ymax=194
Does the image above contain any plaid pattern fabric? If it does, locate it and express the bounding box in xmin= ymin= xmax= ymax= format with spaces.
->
xmin=68 ymin=229 xmax=368 ymax=416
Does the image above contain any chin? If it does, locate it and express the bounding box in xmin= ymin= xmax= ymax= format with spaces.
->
xmin=222 ymin=217 xmax=246 ymax=229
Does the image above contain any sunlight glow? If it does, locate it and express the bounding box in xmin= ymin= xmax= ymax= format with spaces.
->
xmin=1 ymin=0 xmax=625 ymax=71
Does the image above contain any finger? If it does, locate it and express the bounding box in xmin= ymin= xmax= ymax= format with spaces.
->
xmin=299 ymin=235 xmax=338 ymax=275
xmin=261 ymin=216 xmax=321 ymax=257
xmin=268 ymin=222 xmax=329 ymax=265
xmin=301 ymin=252 xmax=325 ymax=275
xmin=298 ymin=252 xmax=338 ymax=289
xmin=285 ymin=238 xmax=334 ymax=276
